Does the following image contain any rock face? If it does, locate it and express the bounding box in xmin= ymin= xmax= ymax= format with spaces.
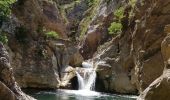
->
xmin=7 ymin=37 xmax=82 ymax=88
xmin=79 ymin=0 xmax=120 ymax=59
xmin=130 ymin=0 xmax=169 ymax=92
xmin=13 ymin=0 xmax=68 ymax=38
xmin=93 ymin=38 xmax=137 ymax=93
xmin=60 ymin=0 xmax=89 ymax=36
xmin=0 ymin=42 xmax=34 ymax=100
xmin=138 ymin=26 xmax=170 ymax=100
xmin=138 ymin=69 xmax=170 ymax=100
xmin=1 ymin=0 xmax=84 ymax=89
xmin=91 ymin=0 xmax=170 ymax=94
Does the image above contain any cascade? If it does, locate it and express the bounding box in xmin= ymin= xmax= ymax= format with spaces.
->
xmin=76 ymin=68 xmax=96 ymax=90
xmin=75 ymin=61 xmax=99 ymax=91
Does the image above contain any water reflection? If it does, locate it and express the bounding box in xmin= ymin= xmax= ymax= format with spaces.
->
xmin=26 ymin=89 xmax=137 ymax=100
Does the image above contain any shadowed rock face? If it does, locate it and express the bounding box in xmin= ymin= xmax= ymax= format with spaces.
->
xmin=0 ymin=42 xmax=35 ymax=100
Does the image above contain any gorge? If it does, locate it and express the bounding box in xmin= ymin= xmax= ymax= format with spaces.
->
xmin=0 ymin=0 xmax=170 ymax=100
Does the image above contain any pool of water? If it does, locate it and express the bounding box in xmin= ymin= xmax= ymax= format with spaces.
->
xmin=25 ymin=89 xmax=137 ymax=100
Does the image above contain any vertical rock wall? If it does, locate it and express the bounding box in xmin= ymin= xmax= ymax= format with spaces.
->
xmin=0 ymin=42 xmax=35 ymax=100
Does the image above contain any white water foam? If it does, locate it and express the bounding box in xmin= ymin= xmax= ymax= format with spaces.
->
xmin=76 ymin=68 xmax=96 ymax=91
xmin=58 ymin=89 xmax=100 ymax=96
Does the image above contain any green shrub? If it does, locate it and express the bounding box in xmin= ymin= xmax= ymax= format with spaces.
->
xmin=0 ymin=0 xmax=16 ymax=26
xmin=129 ymin=0 xmax=136 ymax=8
xmin=0 ymin=0 xmax=16 ymax=14
xmin=0 ymin=33 xmax=8 ymax=44
xmin=0 ymin=0 xmax=15 ymax=44
xmin=108 ymin=22 xmax=122 ymax=34
xmin=0 ymin=0 xmax=16 ymax=16
xmin=45 ymin=31 xmax=59 ymax=39
xmin=114 ymin=7 xmax=125 ymax=20
xmin=108 ymin=7 xmax=124 ymax=35
xmin=128 ymin=0 xmax=137 ymax=19
xmin=86 ymin=0 xmax=95 ymax=7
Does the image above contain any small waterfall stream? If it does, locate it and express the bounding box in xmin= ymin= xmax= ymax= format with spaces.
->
xmin=76 ymin=68 xmax=96 ymax=90
xmin=76 ymin=71 xmax=84 ymax=90
xmin=76 ymin=61 xmax=97 ymax=91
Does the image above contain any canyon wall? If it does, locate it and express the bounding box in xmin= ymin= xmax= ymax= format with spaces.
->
xmin=92 ymin=0 xmax=170 ymax=98
xmin=1 ymin=0 xmax=170 ymax=99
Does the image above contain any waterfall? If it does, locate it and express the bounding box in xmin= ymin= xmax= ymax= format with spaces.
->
xmin=76 ymin=61 xmax=97 ymax=91
xmin=76 ymin=71 xmax=85 ymax=90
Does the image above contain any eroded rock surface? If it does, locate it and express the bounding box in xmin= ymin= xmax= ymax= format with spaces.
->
xmin=8 ymin=38 xmax=82 ymax=88
xmin=90 ymin=0 xmax=170 ymax=94
xmin=0 ymin=42 xmax=35 ymax=100
xmin=13 ymin=0 xmax=68 ymax=38
xmin=80 ymin=0 xmax=120 ymax=59
xmin=1 ymin=0 xmax=84 ymax=89
xmin=138 ymin=25 xmax=170 ymax=100
xmin=93 ymin=38 xmax=137 ymax=93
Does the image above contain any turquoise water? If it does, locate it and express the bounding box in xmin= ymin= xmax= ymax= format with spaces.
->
xmin=25 ymin=89 xmax=137 ymax=100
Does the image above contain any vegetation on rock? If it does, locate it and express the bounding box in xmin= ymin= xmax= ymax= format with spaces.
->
xmin=79 ymin=0 xmax=101 ymax=39
xmin=86 ymin=0 xmax=95 ymax=7
xmin=0 ymin=31 xmax=8 ymax=44
xmin=128 ymin=0 xmax=137 ymax=19
xmin=59 ymin=1 xmax=80 ymax=24
xmin=0 ymin=0 xmax=16 ymax=24
xmin=114 ymin=7 xmax=125 ymax=21
xmin=0 ymin=0 xmax=16 ymax=44
xmin=108 ymin=7 xmax=124 ymax=35
xmin=45 ymin=31 xmax=59 ymax=39
xmin=108 ymin=22 xmax=122 ymax=34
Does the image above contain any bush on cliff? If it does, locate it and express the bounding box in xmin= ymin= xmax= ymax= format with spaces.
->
xmin=45 ymin=31 xmax=59 ymax=39
xmin=0 ymin=0 xmax=16 ymax=25
xmin=0 ymin=30 xmax=8 ymax=44
xmin=108 ymin=22 xmax=122 ymax=34
xmin=108 ymin=7 xmax=124 ymax=35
